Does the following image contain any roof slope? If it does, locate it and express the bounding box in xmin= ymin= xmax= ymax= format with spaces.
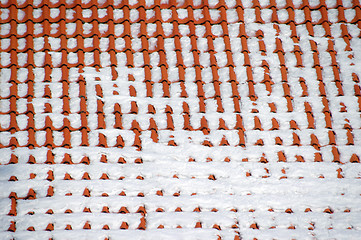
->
xmin=1 ymin=0 xmax=361 ymax=239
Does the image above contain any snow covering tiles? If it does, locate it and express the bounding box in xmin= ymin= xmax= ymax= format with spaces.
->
xmin=0 ymin=0 xmax=361 ymax=239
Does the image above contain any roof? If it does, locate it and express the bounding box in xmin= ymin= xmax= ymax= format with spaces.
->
xmin=1 ymin=0 xmax=361 ymax=239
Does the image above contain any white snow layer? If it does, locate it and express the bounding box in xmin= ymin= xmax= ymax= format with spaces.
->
xmin=1 ymin=1 xmax=361 ymax=240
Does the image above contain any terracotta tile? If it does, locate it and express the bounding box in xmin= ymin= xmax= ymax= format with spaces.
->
xmin=8 ymin=221 xmax=16 ymax=232
xmin=253 ymin=116 xmax=263 ymax=131
xmin=97 ymin=133 xmax=108 ymax=148
xmin=350 ymin=154 xmax=360 ymax=163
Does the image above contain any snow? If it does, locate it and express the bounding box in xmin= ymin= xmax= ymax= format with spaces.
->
xmin=17 ymin=9 xmax=25 ymax=21
xmin=98 ymin=9 xmax=107 ymax=19
xmin=146 ymin=9 xmax=155 ymax=20
xmin=49 ymin=37 xmax=61 ymax=50
xmin=226 ymin=9 xmax=238 ymax=23
xmin=50 ymin=8 xmax=60 ymax=19
xmin=100 ymin=52 xmax=110 ymax=67
xmin=177 ymin=9 xmax=188 ymax=19
xmin=275 ymin=0 xmax=286 ymax=8
xmin=294 ymin=10 xmax=305 ymax=24
xmin=66 ymin=9 xmax=75 ymax=20
xmin=161 ymin=9 xmax=172 ymax=22
xmin=99 ymin=24 xmax=108 ymax=34
xmin=311 ymin=10 xmax=322 ymax=23
xmin=0 ymin=52 xmax=10 ymax=66
xmin=325 ymin=0 xmax=337 ymax=7
xmin=99 ymin=38 xmax=109 ymax=52
xmin=0 ymin=23 xmax=10 ymax=35
xmin=244 ymin=9 xmax=256 ymax=23
xmin=1 ymin=1 xmax=361 ymax=239
xmin=162 ymin=23 xmax=173 ymax=37
xmin=0 ymin=9 xmax=9 ymax=20
xmin=348 ymin=25 xmax=361 ymax=38
xmin=211 ymin=25 xmax=223 ymax=36
xmin=1 ymin=39 xmax=10 ymax=50
xmin=51 ymin=24 xmax=59 ymax=35
xmin=115 ymin=24 xmax=124 ymax=36
xmin=113 ymin=9 xmax=124 ymax=20
xmin=82 ymin=9 xmax=92 ymax=18
xmin=261 ymin=9 xmax=272 ymax=23
xmin=17 ymin=24 xmax=26 ymax=36
xmin=225 ymin=0 xmax=236 ymax=8
xmin=130 ymin=9 xmax=139 ymax=22
xmin=342 ymin=0 xmax=353 ymax=8
xmin=308 ymin=0 xmax=320 ymax=8
xmin=32 ymin=8 xmax=42 ymax=19
xmin=277 ymin=9 xmax=289 ymax=23
xmin=178 ymin=25 xmax=190 ymax=36
xmin=146 ymin=23 xmax=157 ymax=36
xmin=259 ymin=0 xmax=270 ymax=7
xmin=327 ymin=9 xmax=338 ymax=23
xmin=209 ymin=9 xmax=220 ymax=22
xmin=67 ymin=38 xmax=77 ymax=49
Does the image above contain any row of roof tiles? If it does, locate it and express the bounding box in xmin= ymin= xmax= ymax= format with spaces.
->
xmin=2 ymin=26 xmax=355 ymax=50
xmin=1 ymin=33 xmax=355 ymax=60
xmin=4 ymin=165 xmax=357 ymax=182
xmin=0 ymin=56 xmax=355 ymax=80
xmin=1 ymin=20 xmax=359 ymax=41
xmin=1 ymin=74 xmax=356 ymax=100
xmin=2 ymin=95 xmax=360 ymax=126
xmin=1 ymin=29 xmax=357 ymax=75
xmin=1 ymin=104 xmax=358 ymax=130
xmin=5 ymin=203 xmax=350 ymax=215
xmin=1 ymin=5 xmax=360 ymax=25
xmin=3 ymin=140 xmax=360 ymax=162
xmin=3 ymin=71 xmax=359 ymax=98
xmin=2 ymin=130 xmax=358 ymax=152
xmin=1 ymin=0 xmax=360 ymax=9
xmin=2 ymin=103 xmax=359 ymax=131
xmin=8 ymin=210 xmax=355 ymax=233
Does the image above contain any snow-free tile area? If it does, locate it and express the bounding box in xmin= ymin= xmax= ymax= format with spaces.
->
xmin=1 ymin=0 xmax=361 ymax=239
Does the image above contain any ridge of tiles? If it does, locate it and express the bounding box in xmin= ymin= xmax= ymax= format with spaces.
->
xmin=1 ymin=0 xmax=361 ymax=239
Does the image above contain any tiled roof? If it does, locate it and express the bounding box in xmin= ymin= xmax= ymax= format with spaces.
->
xmin=1 ymin=0 xmax=361 ymax=239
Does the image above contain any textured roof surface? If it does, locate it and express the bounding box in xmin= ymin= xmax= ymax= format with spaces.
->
xmin=1 ymin=0 xmax=361 ymax=239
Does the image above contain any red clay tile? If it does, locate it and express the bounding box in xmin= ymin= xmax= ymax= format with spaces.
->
xmin=278 ymin=151 xmax=287 ymax=162
xmin=64 ymin=173 xmax=73 ymax=180
xmin=25 ymin=188 xmax=36 ymax=200
xmin=292 ymin=133 xmax=301 ymax=146
xmin=270 ymin=118 xmax=279 ymax=130
xmin=98 ymin=133 xmax=108 ymax=148
xmin=332 ymin=147 xmax=341 ymax=163
xmin=310 ymin=134 xmax=321 ymax=150
xmin=202 ymin=140 xmax=213 ymax=147
xmin=296 ymin=155 xmax=305 ymax=162
xmin=120 ymin=222 xmax=129 ymax=230
xmin=83 ymin=188 xmax=91 ymax=197
xmin=314 ymin=152 xmax=323 ymax=162
xmin=350 ymin=154 xmax=360 ymax=163
xmin=255 ymin=139 xmax=264 ymax=146
xmin=133 ymin=134 xmax=142 ymax=151
xmin=195 ymin=222 xmax=202 ymax=228
xmin=220 ymin=136 xmax=230 ymax=146
xmin=82 ymin=173 xmax=91 ymax=180
xmin=199 ymin=116 xmax=210 ymax=135
xmin=253 ymin=116 xmax=263 ymax=131
xmin=8 ymin=221 xmax=16 ymax=232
